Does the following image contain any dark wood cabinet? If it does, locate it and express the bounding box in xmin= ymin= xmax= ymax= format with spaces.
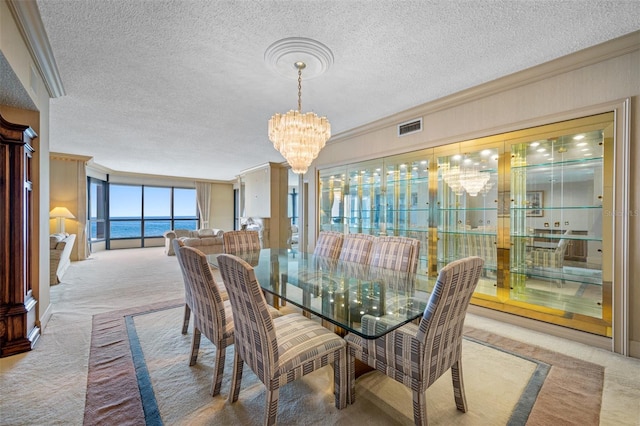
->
xmin=0 ymin=114 xmax=40 ymax=357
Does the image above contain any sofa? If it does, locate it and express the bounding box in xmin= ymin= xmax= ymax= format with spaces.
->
xmin=163 ymin=228 xmax=224 ymax=256
xmin=50 ymin=233 xmax=76 ymax=285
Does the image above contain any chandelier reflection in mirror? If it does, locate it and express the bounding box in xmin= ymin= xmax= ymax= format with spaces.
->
xmin=441 ymin=153 xmax=495 ymax=197
xmin=268 ymin=61 xmax=331 ymax=174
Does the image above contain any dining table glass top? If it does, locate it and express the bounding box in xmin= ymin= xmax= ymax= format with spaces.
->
xmin=208 ymin=248 xmax=436 ymax=339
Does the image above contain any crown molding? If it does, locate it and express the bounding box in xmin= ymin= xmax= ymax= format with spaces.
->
xmin=330 ymin=30 xmax=639 ymax=143
xmin=50 ymin=152 xmax=92 ymax=162
xmin=7 ymin=0 xmax=65 ymax=98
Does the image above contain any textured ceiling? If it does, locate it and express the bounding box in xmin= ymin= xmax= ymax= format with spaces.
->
xmin=0 ymin=52 xmax=38 ymax=111
xmin=27 ymin=0 xmax=640 ymax=181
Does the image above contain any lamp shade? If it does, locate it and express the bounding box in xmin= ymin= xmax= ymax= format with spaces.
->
xmin=50 ymin=207 xmax=75 ymax=234
xmin=49 ymin=207 xmax=75 ymax=219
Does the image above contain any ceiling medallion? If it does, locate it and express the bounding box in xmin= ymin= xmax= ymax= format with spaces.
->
xmin=266 ymin=38 xmax=333 ymax=175
xmin=264 ymin=37 xmax=334 ymax=79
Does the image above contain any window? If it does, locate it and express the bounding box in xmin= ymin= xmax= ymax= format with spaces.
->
xmin=173 ymin=188 xmax=198 ymax=231
xmin=108 ymin=184 xmax=198 ymax=242
xmin=144 ymin=186 xmax=171 ymax=237
xmin=109 ymin=184 xmax=142 ymax=238
xmin=88 ymin=178 xmax=107 ymax=242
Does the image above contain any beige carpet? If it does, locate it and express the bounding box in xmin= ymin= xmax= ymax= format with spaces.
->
xmin=88 ymin=300 xmax=550 ymax=425
xmin=1 ymin=247 xmax=639 ymax=425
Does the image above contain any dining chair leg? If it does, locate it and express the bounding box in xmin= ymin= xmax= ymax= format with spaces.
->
xmin=412 ymin=389 xmax=427 ymax=426
xmin=451 ymin=359 xmax=468 ymax=412
xmin=334 ymin=349 xmax=347 ymax=409
xmin=181 ymin=304 xmax=191 ymax=334
xmin=229 ymin=350 xmax=244 ymax=403
xmin=189 ymin=328 xmax=202 ymax=366
xmin=265 ymin=387 xmax=280 ymax=426
xmin=302 ymin=291 xmax=312 ymax=318
xmin=347 ymin=348 xmax=356 ymax=404
xmin=211 ymin=345 xmax=227 ymax=396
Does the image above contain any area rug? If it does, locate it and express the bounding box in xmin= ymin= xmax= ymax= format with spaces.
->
xmin=84 ymin=300 xmax=603 ymax=425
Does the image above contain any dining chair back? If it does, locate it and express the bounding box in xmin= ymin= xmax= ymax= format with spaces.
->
xmin=223 ymin=230 xmax=261 ymax=254
xmin=217 ymin=254 xmax=347 ymax=426
xmin=179 ymin=246 xmax=235 ymax=396
xmin=368 ymin=235 xmax=420 ymax=273
xmin=345 ymin=256 xmax=484 ymax=426
xmin=339 ymin=233 xmax=376 ymax=264
xmin=313 ymin=231 xmax=344 ymax=258
xmin=175 ymin=238 xmax=229 ymax=334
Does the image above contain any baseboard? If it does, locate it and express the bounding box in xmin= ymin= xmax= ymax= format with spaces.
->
xmin=468 ymin=305 xmax=613 ymax=352
xmin=39 ymin=301 xmax=54 ymax=332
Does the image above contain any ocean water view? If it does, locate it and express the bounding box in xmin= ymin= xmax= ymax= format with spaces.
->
xmin=91 ymin=217 xmax=198 ymax=239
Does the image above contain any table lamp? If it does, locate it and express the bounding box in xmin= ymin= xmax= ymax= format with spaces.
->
xmin=50 ymin=207 xmax=75 ymax=234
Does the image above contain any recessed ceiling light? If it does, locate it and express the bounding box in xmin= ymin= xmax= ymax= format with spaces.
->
xmin=452 ymin=154 xmax=462 ymax=161
xmin=576 ymin=142 xmax=587 ymax=147
xmin=573 ymin=134 xmax=585 ymax=140
xmin=543 ymin=153 xmax=550 ymax=157
xmin=537 ymin=148 xmax=546 ymax=153
xmin=581 ymin=148 xmax=589 ymax=152
xmin=531 ymin=142 xmax=540 ymax=147
xmin=481 ymin=149 xmax=492 ymax=156
xmin=584 ymin=153 xmax=592 ymax=156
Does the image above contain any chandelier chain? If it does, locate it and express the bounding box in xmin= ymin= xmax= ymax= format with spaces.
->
xmin=297 ymin=67 xmax=302 ymax=112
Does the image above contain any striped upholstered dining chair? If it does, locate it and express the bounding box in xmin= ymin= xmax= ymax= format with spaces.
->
xmin=313 ymin=230 xmax=344 ymax=258
xmin=339 ymin=233 xmax=376 ymax=264
xmin=178 ymin=246 xmax=281 ymax=397
xmin=173 ymin=238 xmax=227 ymax=335
xmin=217 ymin=254 xmax=347 ymax=426
xmin=368 ymin=235 xmax=420 ymax=273
xmin=345 ymin=256 xmax=485 ymax=426
xmin=223 ymin=230 xmax=261 ymax=254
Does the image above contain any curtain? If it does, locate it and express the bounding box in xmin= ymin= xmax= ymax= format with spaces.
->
xmin=76 ymin=160 xmax=90 ymax=259
xmin=195 ymin=181 xmax=212 ymax=229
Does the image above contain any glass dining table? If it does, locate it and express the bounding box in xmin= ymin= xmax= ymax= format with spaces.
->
xmin=208 ymin=248 xmax=436 ymax=339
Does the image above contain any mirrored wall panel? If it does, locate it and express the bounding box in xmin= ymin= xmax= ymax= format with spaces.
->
xmin=317 ymin=111 xmax=615 ymax=336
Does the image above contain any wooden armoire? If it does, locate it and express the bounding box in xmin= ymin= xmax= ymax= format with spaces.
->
xmin=0 ymin=114 xmax=40 ymax=357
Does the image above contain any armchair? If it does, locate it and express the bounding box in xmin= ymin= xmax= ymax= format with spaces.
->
xmin=50 ymin=233 xmax=76 ymax=284
xmin=529 ymin=235 xmax=570 ymax=269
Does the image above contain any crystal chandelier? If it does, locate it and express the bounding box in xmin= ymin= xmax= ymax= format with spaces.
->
xmin=268 ymin=61 xmax=331 ymax=174
xmin=459 ymin=168 xmax=491 ymax=196
xmin=442 ymin=164 xmax=490 ymax=197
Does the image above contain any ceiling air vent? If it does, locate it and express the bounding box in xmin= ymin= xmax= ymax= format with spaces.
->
xmin=397 ymin=118 xmax=422 ymax=137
